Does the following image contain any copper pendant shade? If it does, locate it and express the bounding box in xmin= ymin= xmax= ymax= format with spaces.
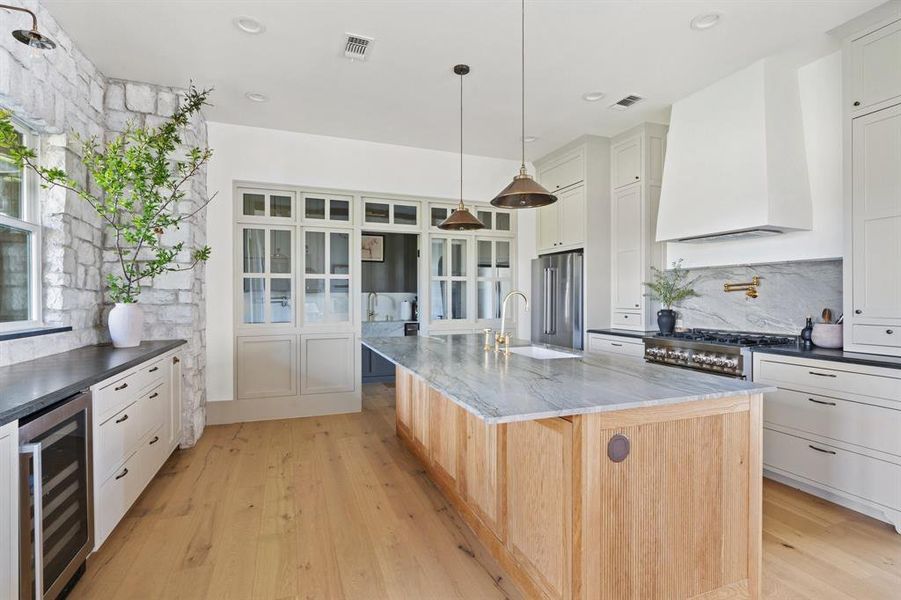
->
xmin=490 ymin=0 xmax=556 ymax=209
xmin=439 ymin=64 xmax=486 ymax=231
xmin=0 ymin=4 xmax=57 ymax=50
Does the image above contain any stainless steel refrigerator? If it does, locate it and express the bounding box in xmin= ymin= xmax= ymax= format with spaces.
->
xmin=531 ymin=251 xmax=583 ymax=350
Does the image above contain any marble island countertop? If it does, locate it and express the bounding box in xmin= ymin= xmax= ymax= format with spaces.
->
xmin=363 ymin=334 xmax=774 ymax=424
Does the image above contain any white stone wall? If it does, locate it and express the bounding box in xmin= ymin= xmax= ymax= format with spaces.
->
xmin=0 ymin=1 xmax=208 ymax=445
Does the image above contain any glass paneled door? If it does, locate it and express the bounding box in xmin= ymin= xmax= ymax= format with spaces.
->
xmin=430 ymin=236 xmax=468 ymax=321
xmin=302 ymin=228 xmax=352 ymax=324
xmin=476 ymin=238 xmax=513 ymax=320
xmin=239 ymin=225 xmax=295 ymax=326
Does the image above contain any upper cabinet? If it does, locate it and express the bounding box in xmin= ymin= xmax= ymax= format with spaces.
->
xmin=302 ymin=193 xmax=353 ymax=226
xmin=844 ymin=16 xmax=901 ymax=357
xmin=362 ymin=197 xmax=420 ymax=229
xmin=612 ymin=137 xmax=642 ymax=189
xmin=538 ymin=149 xmax=584 ymax=193
xmin=849 ymin=19 xmax=901 ymax=114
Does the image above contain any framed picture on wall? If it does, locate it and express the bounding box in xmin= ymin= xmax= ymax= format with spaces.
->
xmin=361 ymin=234 xmax=385 ymax=262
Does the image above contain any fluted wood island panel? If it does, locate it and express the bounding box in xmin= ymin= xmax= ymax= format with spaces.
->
xmin=395 ymin=366 xmax=762 ymax=600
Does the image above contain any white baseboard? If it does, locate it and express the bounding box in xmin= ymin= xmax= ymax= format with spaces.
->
xmin=206 ymin=391 xmax=362 ymax=425
xmin=764 ymin=468 xmax=901 ymax=534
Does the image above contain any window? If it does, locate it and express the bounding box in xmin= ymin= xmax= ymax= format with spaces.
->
xmin=0 ymin=121 xmax=40 ymax=330
xmin=239 ymin=188 xmax=295 ymax=221
xmin=303 ymin=194 xmax=352 ymax=225
xmin=239 ymin=225 xmax=294 ymax=325
xmin=362 ymin=198 xmax=420 ymax=228
xmin=430 ymin=236 xmax=468 ymax=321
xmin=430 ymin=203 xmax=512 ymax=233
xmin=477 ymin=238 xmax=513 ymax=320
xmin=303 ymin=228 xmax=351 ymax=324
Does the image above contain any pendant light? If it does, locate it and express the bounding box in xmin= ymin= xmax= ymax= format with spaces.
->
xmin=490 ymin=0 xmax=556 ymax=209
xmin=438 ymin=64 xmax=486 ymax=231
xmin=0 ymin=3 xmax=56 ymax=50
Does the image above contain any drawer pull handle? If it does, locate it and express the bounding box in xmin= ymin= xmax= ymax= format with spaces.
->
xmin=115 ymin=468 xmax=129 ymax=480
xmin=149 ymin=436 xmax=160 ymax=445
xmin=808 ymin=445 xmax=836 ymax=455
xmin=149 ymin=392 xmax=159 ymax=399
xmin=887 ymin=330 xmax=894 ymax=335
xmin=611 ymin=343 xmax=623 ymax=347
xmin=173 ymin=356 xmax=180 ymax=364
xmin=808 ymin=371 xmax=836 ymax=378
xmin=808 ymin=398 xmax=836 ymax=406
xmin=114 ymin=382 xmax=129 ymax=391
xmin=115 ymin=414 xmax=129 ymax=424
xmin=149 ymin=366 xmax=159 ymax=372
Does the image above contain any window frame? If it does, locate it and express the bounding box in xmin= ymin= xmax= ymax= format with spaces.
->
xmin=0 ymin=118 xmax=42 ymax=332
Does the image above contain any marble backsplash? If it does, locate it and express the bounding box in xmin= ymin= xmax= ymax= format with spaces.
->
xmin=674 ymin=259 xmax=842 ymax=335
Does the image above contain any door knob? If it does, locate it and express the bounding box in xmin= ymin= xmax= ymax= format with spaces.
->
xmin=853 ymin=101 xmax=861 ymax=107
xmin=854 ymin=309 xmax=862 ymax=314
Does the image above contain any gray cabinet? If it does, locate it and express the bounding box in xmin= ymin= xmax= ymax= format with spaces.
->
xmin=361 ymin=346 xmax=395 ymax=383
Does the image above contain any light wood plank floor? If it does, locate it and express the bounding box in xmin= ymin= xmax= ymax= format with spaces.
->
xmin=70 ymin=383 xmax=901 ymax=600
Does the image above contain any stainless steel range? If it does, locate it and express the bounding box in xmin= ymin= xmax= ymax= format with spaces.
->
xmin=642 ymin=329 xmax=794 ymax=379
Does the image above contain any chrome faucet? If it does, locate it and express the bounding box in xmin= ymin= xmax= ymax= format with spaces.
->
xmin=497 ymin=290 xmax=528 ymax=354
xmin=367 ymin=291 xmax=378 ymax=321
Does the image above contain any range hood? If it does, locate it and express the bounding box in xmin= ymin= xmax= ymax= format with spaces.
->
xmin=656 ymin=57 xmax=812 ymax=243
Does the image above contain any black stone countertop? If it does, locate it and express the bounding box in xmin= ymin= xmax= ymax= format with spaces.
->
xmin=0 ymin=340 xmax=186 ymax=426
xmin=586 ymin=328 xmax=657 ymax=340
xmin=752 ymin=343 xmax=901 ymax=371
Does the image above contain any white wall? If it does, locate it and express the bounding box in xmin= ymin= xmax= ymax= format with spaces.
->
xmin=205 ymin=122 xmax=524 ymax=402
xmin=665 ymin=51 xmax=844 ymax=268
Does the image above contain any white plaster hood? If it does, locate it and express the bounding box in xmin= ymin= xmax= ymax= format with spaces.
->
xmin=656 ymin=57 xmax=813 ymax=243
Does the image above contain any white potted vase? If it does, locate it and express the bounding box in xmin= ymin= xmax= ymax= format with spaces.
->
xmin=108 ymin=303 xmax=144 ymax=348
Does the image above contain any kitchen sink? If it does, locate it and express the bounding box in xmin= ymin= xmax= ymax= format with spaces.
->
xmin=508 ymin=346 xmax=579 ymax=360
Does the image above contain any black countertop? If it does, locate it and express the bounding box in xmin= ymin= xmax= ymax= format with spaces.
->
xmin=0 ymin=340 xmax=186 ymax=426
xmin=586 ymin=328 xmax=657 ymax=340
xmin=752 ymin=343 xmax=901 ymax=371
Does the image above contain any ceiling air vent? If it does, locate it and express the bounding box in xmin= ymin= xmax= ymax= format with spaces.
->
xmin=344 ymin=33 xmax=374 ymax=61
xmin=608 ymin=94 xmax=644 ymax=111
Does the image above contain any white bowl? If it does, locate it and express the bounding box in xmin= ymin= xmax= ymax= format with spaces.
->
xmin=811 ymin=323 xmax=843 ymax=349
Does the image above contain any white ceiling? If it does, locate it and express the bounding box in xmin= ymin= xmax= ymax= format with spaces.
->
xmin=42 ymin=0 xmax=882 ymax=160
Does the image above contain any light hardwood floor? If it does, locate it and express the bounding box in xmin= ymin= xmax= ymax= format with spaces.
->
xmin=70 ymin=383 xmax=901 ymax=600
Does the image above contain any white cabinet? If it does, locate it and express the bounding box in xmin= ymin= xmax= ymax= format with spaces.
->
xmin=849 ymin=19 xmax=901 ymax=114
xmin=0 ymin=421 xmax=18 ymax=600
xmin=300 ymin=333 xmax=355 ymax=394
xmin=92 ymin=348 xmax=184 ymax=549
xmin=586 ymin=333 xmax=644 ymax=358
xmin=612 ymin=137 xmax=641 ymax=189
xmin=236 ymin=335 xmax=298 ymax=399
xmin=535 ymin=185 xmax=586 ymax=253
xmin=538 ymin=150 xmax=584 ymax=193
xmin=753 ymin=353 xmax=901 ymax=532
xmin=844 ymin=17 xmax=901 ymax=356
xmin=609 ymin=125 xmax=667 ymax=331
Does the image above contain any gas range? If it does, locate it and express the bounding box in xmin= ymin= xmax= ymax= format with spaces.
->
xmin=642 ymin=329 xmax=795 ymax=379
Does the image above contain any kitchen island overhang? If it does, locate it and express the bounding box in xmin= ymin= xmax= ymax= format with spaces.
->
xmin=364 ymin=334 xmax=774 ymax=600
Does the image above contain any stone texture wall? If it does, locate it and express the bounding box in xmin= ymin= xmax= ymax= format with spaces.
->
xmin=0 ymin=2 xmax=208 ymax=445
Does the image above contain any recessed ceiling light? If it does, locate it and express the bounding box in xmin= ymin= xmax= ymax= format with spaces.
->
xmin=234 ymin=16 xmax=265 ymax=34
xmin=690 ymin=13 xmax=721 ymax=30
xmin=245 ymin=92 xmax=268 ymax=103
xmin=582 ymin=91 xmax=606 ymax=102
xmin=521 ymin=136 xmax=538 ymax=143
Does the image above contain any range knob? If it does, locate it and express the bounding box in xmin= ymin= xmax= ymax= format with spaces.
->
xmin=713 ymin=357 xmax=726 ymax=367
xmin=723 ymin=358 xmax=738 ymax=369
xmin=702 ymin=355 xmax=716 ymax=365
xmin=692 ymin=354 xmax=704 ymax=363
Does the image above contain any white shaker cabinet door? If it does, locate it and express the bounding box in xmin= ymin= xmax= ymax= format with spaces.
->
xmin=851 ymin=105 xmax=901 ymax=327
xmin=612 ymin=137 xmax=642 ymax=189
xmin=300 ymin=333 xmax=355 ymax=395
xmin=850 ymin=19 xmax=901 ymax=114
xmin=0 ymin=421 xmax=18 ymax=600
xmin=612 ymin=184 xmax=643 ymax=311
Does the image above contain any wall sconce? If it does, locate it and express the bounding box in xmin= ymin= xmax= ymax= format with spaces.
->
xmin=724 ymin=276 xmax=760 ymax=299
xmin=1 ymin=3 xmax=57 ymax=50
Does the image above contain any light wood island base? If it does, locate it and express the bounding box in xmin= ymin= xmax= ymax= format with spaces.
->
xmin=395 ymin=366 xmax=763 ymax=600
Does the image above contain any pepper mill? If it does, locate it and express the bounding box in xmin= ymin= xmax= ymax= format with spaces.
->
xmin=800 ymin=316 xmax=813 ymax=349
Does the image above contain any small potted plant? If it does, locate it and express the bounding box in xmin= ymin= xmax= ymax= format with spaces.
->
xmin=643 ymin=259 xmax=699 ymax=335
xmin=0 ymin=85 xmax=214 ymax=347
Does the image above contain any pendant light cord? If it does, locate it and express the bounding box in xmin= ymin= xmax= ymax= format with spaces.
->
xmin=521 ymin=0 xmax=525 ymax=169
xmin=460 ymin=67 xmax=464 ymax=209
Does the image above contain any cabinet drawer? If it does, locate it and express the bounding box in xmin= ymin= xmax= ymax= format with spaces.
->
xmin=755 ymin=358 xmax=901 ymax=401
xmin=612 ymin=311 xmax=641 ymax=328
xmin=96 ymin=401 xmax=143 ymax=481
xmin=141 ymin=382 xmax=169 ymax=439
xmin=587 ymin=334 xmax=644 ymax=358
xmin=852 ymin=324 xmax=900 ymax=348
xmin=140 ymin=425 xmax=169 ymax=489
xmin=95 ymin=372 xmax=141 ymax=423
xmin=764 ymin=388 xmax=901 ymax=457
xmin=97 ymin=449 xmax=143 ymax=544
xmin=764 ymin=429 xmax=901 ymax=511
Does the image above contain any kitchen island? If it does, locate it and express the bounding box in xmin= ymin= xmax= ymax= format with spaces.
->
xmin=364 ymin=334 xmax=774 ymax=600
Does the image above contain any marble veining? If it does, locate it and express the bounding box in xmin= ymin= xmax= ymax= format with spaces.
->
xmin=675 ymin=259 xmax=842 ymax=334
xmin=363 ymin=334 xmax=773 ymax=424
xmin=362 ymin=321 xmax=410 ymax=338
